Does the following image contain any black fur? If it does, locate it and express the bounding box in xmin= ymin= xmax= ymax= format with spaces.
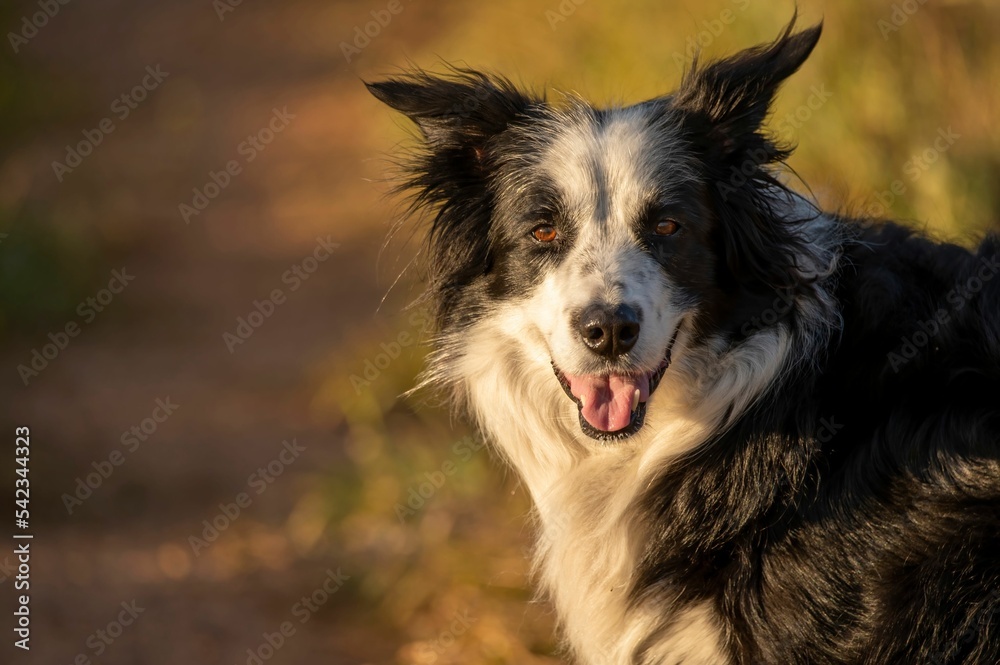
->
xmin=635 ymin=223 xmax=1000 ymax=664
xmin=673 ymin=19 xmax=822 ymax=291
xmin=370 ymin=17 xmax=1000 ymax=665
xmin=366 ymin=70 xmax=546 ymax=326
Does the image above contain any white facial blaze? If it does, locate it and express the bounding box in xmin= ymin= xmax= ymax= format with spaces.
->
xmin=531 ymin=105 xmax=690 ymax=377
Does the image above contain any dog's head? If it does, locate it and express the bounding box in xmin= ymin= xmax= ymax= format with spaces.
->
xmin=369 ymin=20 xmax=829 ymax=444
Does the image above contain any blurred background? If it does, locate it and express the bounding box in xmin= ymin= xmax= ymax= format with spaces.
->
xmin=0 ymin=0 xmax=998 ymax=663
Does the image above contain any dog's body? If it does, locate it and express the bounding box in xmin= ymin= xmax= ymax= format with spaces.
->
xmin=369 ymin=21 xmax=1000 ymax=664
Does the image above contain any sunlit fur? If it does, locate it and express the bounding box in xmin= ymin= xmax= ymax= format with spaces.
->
xmin=369 ymin=18 xmax=1000 ymax=665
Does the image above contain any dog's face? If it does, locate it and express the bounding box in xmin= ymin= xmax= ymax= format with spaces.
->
xmin=370 ymin=22 xmax=822 ymax=443
xmin=482 ymin=105 xmax=710 ymax=439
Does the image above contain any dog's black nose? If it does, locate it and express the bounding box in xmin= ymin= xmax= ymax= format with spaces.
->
xmin=578 ymin=304 xmax=640 ymax=358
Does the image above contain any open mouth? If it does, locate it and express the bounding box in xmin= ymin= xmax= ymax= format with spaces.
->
xmin=552 ymin=327 xmax=680 ymax=441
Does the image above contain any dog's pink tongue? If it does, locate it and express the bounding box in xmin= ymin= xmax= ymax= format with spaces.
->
xmin=564 ymin=374 xmax=648 ymax=432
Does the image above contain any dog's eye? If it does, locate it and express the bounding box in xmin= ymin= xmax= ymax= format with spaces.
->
xmin=654 ymin=219 xmax=680 ymax=236
xmin=531 ymin=224 xmax=559 ymax=243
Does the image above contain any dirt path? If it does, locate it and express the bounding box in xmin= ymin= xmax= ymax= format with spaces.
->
xmin=0 ymin=1 xmax=460 ymax=663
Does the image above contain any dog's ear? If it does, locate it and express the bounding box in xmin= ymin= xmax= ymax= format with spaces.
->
xmin=672 ymin=18 xmax=823 ymax=291
xmin=366 ymin=69 xmax=539 ymax=161
xmin=367 ymin=70 xmax=541 ymax=324
xmin=673 ymin=17 xmax=822 ymax=160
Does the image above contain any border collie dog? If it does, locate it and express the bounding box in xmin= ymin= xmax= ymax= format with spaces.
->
xmin=368 ymin=19 xmax=1000 ymax=665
